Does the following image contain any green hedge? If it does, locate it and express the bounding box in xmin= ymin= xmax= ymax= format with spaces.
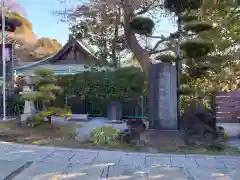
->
xmin=6 ymin=94 xmax=24 ymax=116
xmin=55 ymin=67 xmax=146 ymax=116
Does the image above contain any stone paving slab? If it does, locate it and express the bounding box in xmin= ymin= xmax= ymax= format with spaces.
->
xmin=0 ymin=160 xmax=27 ymax=180
xmin=42 ymin=149 xmax=75 ymax=163
xmin=5 ymin=149 xmax=52 ymax=162
xmin=0 ymin=141 xmax=240 ymax=179
xmin=0 ymin=144 xmax=23 ymax=155
xmin=145 ymin=156 xmax=171 ymax=167
xmin=227 ymin=169 xmax=240 ymax=180
xmin=106 ymin=165 xmax=188 ymax=180
xmin=222 ymin=160 xmax=240 ymax=170
xmin=195 ymin=158 xmax=227 ymax=169
xmin=186 ymin=168 xmax=235 ymax=180
xmin=61 ymin=164 xmax=106 ymax=180
xmin=171 ymin=157 xmax=198 ymax=168
xmin=69 ymin=151 xmax=98 ymax=165
xmin=92 ymin=151 xmax=124 ymax=165
xmin=106 ymin=165 xmax=145 ymax=179
xmin=119 ymin=154 xmax=146 ymax=167
xmin=12 ymin=161 xmax=69 ymax=180
xmin=143 ymin=166 xmax=188 ymax=180
xmin=185 ymin=154 xmax=215 ymax=160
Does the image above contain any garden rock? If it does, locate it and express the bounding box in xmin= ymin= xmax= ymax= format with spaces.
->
xmin=181 ymin=104 xmax=220 ymax=146
xmin=141 ymin=130 xmax=185 ymax=147
xmin=205 ymin=140 xmax=225 ymax=151
xmin=118 ymin=119 xmax=146 ymax=144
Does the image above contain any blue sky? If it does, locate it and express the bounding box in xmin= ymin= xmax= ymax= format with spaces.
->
xmin=17 ymin=0 xmax=76 ymax=45
xmin=17 ymin=0 xmax=176 ymax=46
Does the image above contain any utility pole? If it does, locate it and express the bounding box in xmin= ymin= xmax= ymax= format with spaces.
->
xmin=1 ymin=0 xmax=6 ymax=121
xmin=175 ymin=16 xmax=182 ymax=129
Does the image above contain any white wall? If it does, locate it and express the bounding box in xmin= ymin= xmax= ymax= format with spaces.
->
xmin=16 ymin=64 xmax=113 ymax=76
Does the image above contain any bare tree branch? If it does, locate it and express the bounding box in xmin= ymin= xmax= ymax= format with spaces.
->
xmin=151 ymin=35 xmax=171 ymax=51
xmin=136 ymin=3 xmax=164 ymax=15
xmin=149 ymin=47 xmax=172 ymax=55
xmin=146 ymin=35 xmax=165 ymax=38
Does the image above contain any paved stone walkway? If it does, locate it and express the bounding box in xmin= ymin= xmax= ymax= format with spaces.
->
xmin=0 ymin=141 xmax=239 ymax=179
xmin=228 ymin=138 xmax=240 ymax=150
xmin=52 ymin=117 xmax=149 ymax=141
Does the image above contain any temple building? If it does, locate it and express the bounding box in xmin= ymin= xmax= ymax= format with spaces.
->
xmin=15 ymin=35 xmax=110 ymax=77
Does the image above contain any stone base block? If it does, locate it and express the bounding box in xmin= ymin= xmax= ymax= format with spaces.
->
xmin=20 ymin=113 xmax=32 ymax=122
xmin=71 ymin=114 xmax=89 ymax=120
xmin=104 ymin=120 xmax=123 ymax=124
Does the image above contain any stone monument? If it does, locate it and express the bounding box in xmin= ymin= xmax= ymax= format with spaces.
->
xmin=148 ymin=63 xmax=178 ymax=130
xmin=107 ymin=101 xmax=122 ymax=122
xmin=20 ymin=76 xmax=36 ymax=123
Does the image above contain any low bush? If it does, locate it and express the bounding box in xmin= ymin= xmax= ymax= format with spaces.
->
xmin=26 ymin=106 xmax=72 ymax=128
xmin=88 ymin=126 xmax=120 ymax=145
xmin=26 ymin=114 xmax=44 ymax=128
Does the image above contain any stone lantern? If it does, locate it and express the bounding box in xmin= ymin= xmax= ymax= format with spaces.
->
xmin=19 ymin=76 xmax=36 ymax=123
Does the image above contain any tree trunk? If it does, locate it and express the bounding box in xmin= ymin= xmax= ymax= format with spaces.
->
xmin=112 ymin=7 xmax=121 ymax=68
xmin=112 ymin=23 xmax=118 ymax=68
xmin=43 ymin=103 xmax=51 ymax=124
xmin=122 ymin=2 xmax=152 ymax=71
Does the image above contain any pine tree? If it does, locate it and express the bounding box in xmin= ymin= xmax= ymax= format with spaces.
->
xmin=23 ymin=69 xmax=69 ymax=125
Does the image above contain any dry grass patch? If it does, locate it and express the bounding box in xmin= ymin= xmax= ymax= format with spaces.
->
xmin=0 ymin=120 xmax=81 ymax=145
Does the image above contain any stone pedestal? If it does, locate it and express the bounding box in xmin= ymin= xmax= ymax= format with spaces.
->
xmin=20 ymin=100 xmax=36 ymax=122
xmin=148 ymin=63 xmax=178 ymax=130
xmin=20 ymin=85 xmax=36 ymax=123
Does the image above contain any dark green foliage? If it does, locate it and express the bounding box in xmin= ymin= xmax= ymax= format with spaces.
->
xmin=164 ymin=0 xmax=202 ymax=14
xmin=179 ymin=86 xmax=194 ymax=95
xmin=169 ymin=31 xmax=180 ymax=39
xmin=0 ymin=12 xmax=22 ymax=32
xmin=181 ymin=40 xmax=214 ymax=57
xmin=26 ymin=115 xmax=44 ymax=128
xmin=184 ymin=21 xmax=213 ymax=33
xmin=180 ymin=15 xmax=198 ymax=22
xmin=129 ymin=17 xmax=154 ymax=35
xmin=6 ymin=95 xmax=24 ymax=116
xmin=155 ymin=54 xmax=176 ymax=64
xmin=22 ymin=69 xmax=68 ymax=124
xmin=56 ymin=67 xmax=145 ymax=116
xmin=187 ymin=65 xmax=211 ymax=78
xmin=31 ymin=69 xmax=62 ymax=107
xmin=180 ymin=74 xmax=192 ymax=84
